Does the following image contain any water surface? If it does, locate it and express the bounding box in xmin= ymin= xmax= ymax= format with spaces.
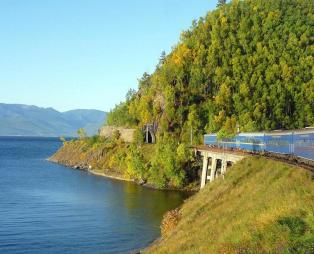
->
xmin=0 ymin=137 xmax=188 ymax=254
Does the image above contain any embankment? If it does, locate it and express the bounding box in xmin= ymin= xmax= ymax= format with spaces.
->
xmin=144 ymin=157 xmax=314 ymax=254
xmin=49 ymin=139 xmax=131 ymax=181
xmin=49 ymin=137 xmax=198 ymax=190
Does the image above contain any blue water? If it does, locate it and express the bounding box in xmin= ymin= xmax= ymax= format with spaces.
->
xmin=0 ymin=137 xmax=188 ymax=254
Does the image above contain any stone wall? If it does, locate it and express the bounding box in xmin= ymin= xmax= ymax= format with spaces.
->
xmin=99 ymin=126 xmax=135 ymax=143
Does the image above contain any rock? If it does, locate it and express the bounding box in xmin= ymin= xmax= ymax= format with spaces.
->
xmin=138 ymin=179 xmax=146 ymax=185
xmin=99 ymin=126 xmax=136 ymax=143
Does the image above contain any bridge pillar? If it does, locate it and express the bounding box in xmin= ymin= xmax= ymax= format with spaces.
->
xmin=221 ymin=159 xmax=227 ymax=178
xmin=200 ymin=153 xmax=208 ymax=189
xmin=210 ymin=156 xmax=217 ymax=182
xmin=197 ymin=148 xmax=245 ymax=188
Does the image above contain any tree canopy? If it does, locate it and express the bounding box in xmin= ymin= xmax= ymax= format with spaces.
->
xmin=107 ymin=0 xmax=313 ymax=143
xmin=217 ymin=0 xmax=227 ymax=7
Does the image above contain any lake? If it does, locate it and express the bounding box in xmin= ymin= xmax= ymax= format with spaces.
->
xmin=0 ymin=137 xmax=188 ymax=254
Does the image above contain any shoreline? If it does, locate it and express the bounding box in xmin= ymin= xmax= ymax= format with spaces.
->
xmin=47 ymin=158 xmax=197 ymax=192
xmin=87 ymin=169 xmax=135 ymax=183
xmin=47 ymin=157 xmax=134 ymax=182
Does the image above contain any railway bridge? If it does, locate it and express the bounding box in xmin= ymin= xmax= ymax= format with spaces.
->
xmin=195 ymin=146 xmax=246 ymax=188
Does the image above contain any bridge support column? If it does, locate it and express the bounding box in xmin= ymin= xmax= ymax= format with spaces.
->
xmin=197 ymin=147 xmax=245 ymax=188
xmin=210 ymin=156 xmax=217 ymax=182
xmin=200 ymin=153 xmax=208 ymax=189
xmin=221 ymin=159 xmax=227 ymax=179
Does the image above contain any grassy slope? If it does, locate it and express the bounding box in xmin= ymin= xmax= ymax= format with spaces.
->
xmin=145 ymin=157 xmax=314 ymax=254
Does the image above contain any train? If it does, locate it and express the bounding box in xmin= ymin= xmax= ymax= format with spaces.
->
xmin=204 ymin=128 xmax=314 ymax=167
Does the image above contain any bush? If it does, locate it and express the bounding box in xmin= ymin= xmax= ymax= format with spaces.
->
xmin=126 ymin=144 xmax=146 ymax=180
xmin=277 ymin=216 xmax=314 ymax=254
xmin=149 ymin=135 xmax=186 ymax=188
xmin=161 ymin=208 xmax=182 ymax=237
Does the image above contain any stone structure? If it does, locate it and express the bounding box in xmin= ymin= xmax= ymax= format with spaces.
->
xmin=195 ymin=147 xmax=245 ymax=188
xmin=143 ymin=123 xmax=157 ymax=144
xmin=99 ymin=126 xmax=135 ymax=143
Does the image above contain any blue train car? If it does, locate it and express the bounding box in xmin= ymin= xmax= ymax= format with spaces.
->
xmin=219 ymin=136 xmax=237 ymax=149
xmin=204 ymin=134 xmax=217 ymax=146
xmin=293 ymin=129 xmax=314 ymax=161
xmin=204 ymin=128 xmax=314 ymax=164
xmin=237 ymin=133 xmax=265 ymax=152
xmin=264 ymin=131 xmax=293 ymax=154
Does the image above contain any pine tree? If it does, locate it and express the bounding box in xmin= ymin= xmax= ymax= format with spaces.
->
xmin=217 ymin=0 xmax=226 ymax=7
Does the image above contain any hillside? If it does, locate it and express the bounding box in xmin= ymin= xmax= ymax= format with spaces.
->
xmin=144 ymin=157 xmax=314 ymax=254
xmin=108 ymin=0 xmax=313 ymax=138
xmin=51 ymin=0 xmax=313 ymax=189
xmin=0 ymin=103 xmax=107 ymax=137
xmin=102 ymin=0 xmax=314 ymax=188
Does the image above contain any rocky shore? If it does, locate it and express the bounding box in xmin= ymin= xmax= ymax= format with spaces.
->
xmin=49 ymin=139 xmax=199 ymax=192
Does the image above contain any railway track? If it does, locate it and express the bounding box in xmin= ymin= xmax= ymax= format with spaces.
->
xmin=262 ymin=152 xmax=314 ymax=175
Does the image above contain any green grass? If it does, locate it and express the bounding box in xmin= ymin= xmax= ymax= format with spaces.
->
xmin=145 ymin=157 xmax=314 ymax=254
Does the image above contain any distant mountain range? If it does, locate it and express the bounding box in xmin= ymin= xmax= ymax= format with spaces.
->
xmin=0 ymin=103 xmax=107 ymax=137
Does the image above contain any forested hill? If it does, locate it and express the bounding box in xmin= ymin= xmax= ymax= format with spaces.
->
xmin=53 ymin=0 xmax=313 ymax=189
xmin=107 ymin=0 xmax=313 ymax=142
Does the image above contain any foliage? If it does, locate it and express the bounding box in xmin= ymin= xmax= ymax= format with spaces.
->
xmin=106 ymin=89 xmax=138 ymax=127
xmin=217 ymin=116 xmax=237 ymax=139
xmin=106 ymin=101 xmax=137 ymax=127
xmin=217 ymin=0 xmax=227 ymax=7
xmin=87 ymin=135 xmax=106 ymax=146
xmin=133 ymin=128 xmax=144 ymax=145
xmin=149 ymin=135 xmax=190 ymax=188
xmin=126 ymin=144 xmax=146 ymax=180
xmin=107 ymin=0 xmax=313 ymax=136
xmin=77 ymin=128 xmax=87 ymax=139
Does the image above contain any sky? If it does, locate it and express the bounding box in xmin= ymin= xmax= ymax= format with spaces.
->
xmin=0 ymin=0 xmax=216 ymax=112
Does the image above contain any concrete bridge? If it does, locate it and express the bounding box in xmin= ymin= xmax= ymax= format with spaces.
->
xmin=195 ymin=146 xmax=246 ymax=188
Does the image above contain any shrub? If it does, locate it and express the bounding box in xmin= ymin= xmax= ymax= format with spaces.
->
xmin=126 ymin=144 xmax=146 ymax=180
xmin=149 ymin=135 xmax=186 ymax=188
xmin=161 ymin=208 xmax=182 ymax=237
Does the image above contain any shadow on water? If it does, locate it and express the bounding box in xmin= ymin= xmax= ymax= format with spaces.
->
xmin=122 ymin=182 xmax=190 ymax=223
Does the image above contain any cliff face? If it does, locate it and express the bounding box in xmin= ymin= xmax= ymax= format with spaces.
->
xmin=145 ymin=157 xmax=314 ymax=254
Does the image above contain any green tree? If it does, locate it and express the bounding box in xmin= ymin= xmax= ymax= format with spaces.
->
xmin=126 ymin=144 xmax=146 ymax=180
xmin=77 ymin=128 xmax=87 ymax=139
xmin=217 ymin=0 xmax=226 ymax=7
xmin=150 ymin=135 xmax=185 ymax=188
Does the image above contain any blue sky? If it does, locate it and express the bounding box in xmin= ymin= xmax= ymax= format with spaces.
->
xmin=0 ymin=0 xmax=216 ymax=112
